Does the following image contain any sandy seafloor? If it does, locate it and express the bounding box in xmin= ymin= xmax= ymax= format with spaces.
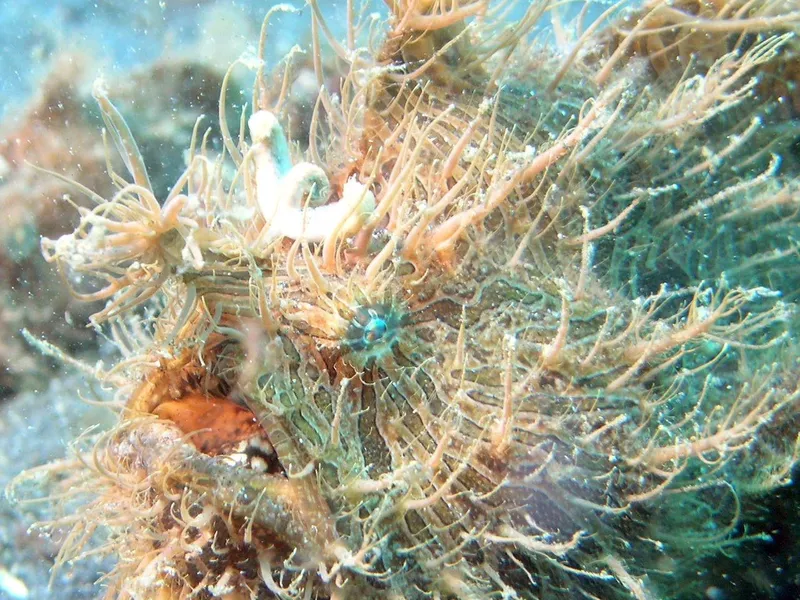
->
xmin=0 ymin=1 xmax=798 ymax=599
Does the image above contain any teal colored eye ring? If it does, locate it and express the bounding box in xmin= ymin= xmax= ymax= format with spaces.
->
xmin=363 ymin=313 xmax=388 ymax=344
xmin=344 ymin=303 xmax=405 ymax=354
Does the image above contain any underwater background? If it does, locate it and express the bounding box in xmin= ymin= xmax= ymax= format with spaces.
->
xmin=0 ymin=1 xmax=798 ymax=599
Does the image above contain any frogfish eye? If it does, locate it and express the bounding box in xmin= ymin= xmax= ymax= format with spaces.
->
xmin=363 ymin=313 xmax=388 ymax=343
xmin=344 ymin=303 xmax=404 ymax=354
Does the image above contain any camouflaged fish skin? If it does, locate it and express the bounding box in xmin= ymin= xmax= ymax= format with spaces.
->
xmin=8 ymin=1 xmax=800 ymax=599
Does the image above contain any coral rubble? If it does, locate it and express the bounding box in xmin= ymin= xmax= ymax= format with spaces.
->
xmin=7 ymin=1 xmax=800 ymax=599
